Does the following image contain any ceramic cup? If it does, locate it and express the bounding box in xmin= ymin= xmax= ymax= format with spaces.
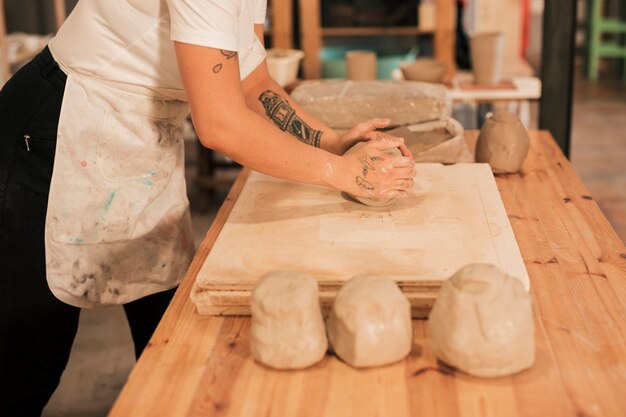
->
xmin=346 ymin=50 xmax=377 ymax=80
xmin=470 ymin=31 xmax=505 ymax=85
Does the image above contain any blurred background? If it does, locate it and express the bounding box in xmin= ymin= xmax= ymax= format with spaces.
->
xmin=1 ymin=0 xmax=624 ymax=415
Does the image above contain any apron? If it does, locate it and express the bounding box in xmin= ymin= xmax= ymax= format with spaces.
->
xmin=45 ymin=71 xmax=195 ymax=308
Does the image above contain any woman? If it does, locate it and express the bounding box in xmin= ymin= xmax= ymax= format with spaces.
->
xmin=0 ymin=0 xmax=414 ymax=414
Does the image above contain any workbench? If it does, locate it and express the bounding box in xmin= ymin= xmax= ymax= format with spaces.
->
xmin=109 ymin=131 xmax=626 ymax=417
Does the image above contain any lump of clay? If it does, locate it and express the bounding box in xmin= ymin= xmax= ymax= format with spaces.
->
xmin=291 ymin=80 xmax=451 ymax=129
xmin=475 ymin=110 xmax=529 ymax=174
xmin=326 ymin=275 xmax=413 ymax=368
xmin=250 ymin=271 xmax=327 ymax=369
xmin=342 ymin=142 xmax=405 ymax=207
xmin=428 ymin=263 xmax=534 ymax=377
xmin=387 ymin=118 xmax=473 ymax=164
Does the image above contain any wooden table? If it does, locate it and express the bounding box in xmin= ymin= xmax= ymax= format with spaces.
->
xmin=109 ymin=131 xmax=626 ymax=417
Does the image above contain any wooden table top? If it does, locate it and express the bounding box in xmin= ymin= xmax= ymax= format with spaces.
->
xmin=109 ymin=131 xmax=626 ymax=417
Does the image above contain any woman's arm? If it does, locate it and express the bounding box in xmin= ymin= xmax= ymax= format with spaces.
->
xmin=241 ymin=24 xmax=340 ymax=153
xmin=174 ymin=42 xmax=414 ymax=199
xmin=241 ymin=24 xmax=397 ymax=156
xmin=241 ymin=58 xmax=344 ymax=153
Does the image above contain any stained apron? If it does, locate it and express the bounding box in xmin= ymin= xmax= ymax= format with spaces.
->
xmin=45 ymin=71 xmax=195 ymax=308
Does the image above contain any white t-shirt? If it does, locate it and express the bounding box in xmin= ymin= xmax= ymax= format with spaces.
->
xmin=49 ymin=0 xmax=267 ymax=99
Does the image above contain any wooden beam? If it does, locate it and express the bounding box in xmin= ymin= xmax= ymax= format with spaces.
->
xmin=270 ymin=0 xmax=293 ymax=49
xmin=434 ymin=0 xmax=456 ymax=80
xmin=53 ymin=0 xmax=66 ymax=31
xmin=539 ymin=0 xmax=577 ymax=157
xmin=0 ymin=0 xmax=9 ymax=84
xmin=298 ymin=0 xmax=322 ymax=79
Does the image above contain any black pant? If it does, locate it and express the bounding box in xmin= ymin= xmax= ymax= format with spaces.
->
xmin=0 ymin=47 xmax=177 ymax=416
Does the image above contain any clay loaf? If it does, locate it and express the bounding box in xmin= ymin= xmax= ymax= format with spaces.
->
xmin=428 ymin=263 xmax=534 ymax=377
xmin=250 ymin=271 xmax=327 ymax=369
xmin=326 ymin=275 xmax=413 ymax=368
xmin=291 ymin=80 xmax=451 ymax=129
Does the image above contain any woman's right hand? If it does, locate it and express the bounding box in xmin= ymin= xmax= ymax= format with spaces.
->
xmin=338 ymin=134 xmax=415 ymax=199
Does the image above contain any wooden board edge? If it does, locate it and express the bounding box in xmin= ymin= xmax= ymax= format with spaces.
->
xmin=165 ymin=169 xmax=251 ymax=319
xmin=196 ymin=304 xmax=432 ymax=320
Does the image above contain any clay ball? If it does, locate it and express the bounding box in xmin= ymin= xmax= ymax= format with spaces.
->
xmin=326 ymin=275 xmax=413 ymax=368
xmin=428 ymin=263 xmax=534 ymax=377
xmin=250 ymin=271 xmax=328 ymax=369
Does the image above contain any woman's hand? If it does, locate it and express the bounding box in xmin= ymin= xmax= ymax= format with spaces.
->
xmin=339 ymin=135 xmax=415 ymax=199
xmin=337 ymin=118 xmax=395 ymax=154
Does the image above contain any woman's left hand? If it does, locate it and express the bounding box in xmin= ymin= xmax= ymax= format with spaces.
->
xmin=338 ymin=118 xmax=412 ymax=158
xmin=338 ymin=118 xmax=392 ymax=153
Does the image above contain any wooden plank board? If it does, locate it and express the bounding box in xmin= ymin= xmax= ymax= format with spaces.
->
xmin=193 ymin=163 xmax=529 ymax=316
xmin=109 ymin=132 xmax=626 ymax=417
xmin=192 ymin=288 xmax=436 ymax=318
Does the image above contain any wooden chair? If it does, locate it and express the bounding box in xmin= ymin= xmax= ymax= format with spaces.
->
xmin=587 ymin=0 xmax=626 ymax=80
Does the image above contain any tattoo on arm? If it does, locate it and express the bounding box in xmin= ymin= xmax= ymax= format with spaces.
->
xmin=258 ymin=90 xmax=323 ymax=147
xmin=212 ymin=49 xmax=237 ymax=74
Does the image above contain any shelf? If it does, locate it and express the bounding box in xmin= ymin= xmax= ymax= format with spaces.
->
xmin=321 ymin=26 xmax=435 ymax=37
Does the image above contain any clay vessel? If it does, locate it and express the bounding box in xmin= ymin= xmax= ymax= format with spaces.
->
xmin=399 ymin=59 xmax=448 ymax=83
xmin=346 ymin=50 xmax=377 ymax=80
xmin=475 ymin=110 xmax=529 ymax=174
xmin=470 ymin=32 xmax=504 ymax=85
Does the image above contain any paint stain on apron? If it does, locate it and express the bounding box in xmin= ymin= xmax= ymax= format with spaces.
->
xmin=45 ymin=72 xmax=195 ymax=308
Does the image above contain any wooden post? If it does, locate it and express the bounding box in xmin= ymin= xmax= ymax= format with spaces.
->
xmin=434 ymin=0 xmax=456 ymax=80
xmin=53 ymin=0 xmax=66 ymax=31
xmin=299 ymin=0 xmax=322 ymax=79
xmin=0 ymin=0 xmax=9 ymax=84
xmin=271 ymin=0 xmax=293 ymax=49
xmin=539 ymin=0 xmax=577 ymax=157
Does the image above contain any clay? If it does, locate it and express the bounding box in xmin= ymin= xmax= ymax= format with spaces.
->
xmin=387 ymin=118 xmax=473 ymax=164
xmin=428 ymin=263 xmax=534 ymax=378
xmin=250 ymin=271 xmax=327 ymax=369
xmin=470 ymin=31 xmax=505 ymax=85
xmin=326 ymin=275 xmax=413 ymax=368
xmin=342 ymin=141 xmax=404 ymax=207
xmin=291 ymin=80 xmax=451 ymax=129
xmin=475 ymin=110 xmax=529 ymax=174
xmin=346 ymin=50 xmax=377 ymax=80
xmin=399 ymin=59 xmax=447 ymax=83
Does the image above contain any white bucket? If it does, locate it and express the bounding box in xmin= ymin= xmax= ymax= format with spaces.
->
xmin=266 ymin=49 xmax=305 ymax=87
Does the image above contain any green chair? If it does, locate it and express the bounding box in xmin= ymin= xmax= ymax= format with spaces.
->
xmin=587 ymin=0 xmax=626 ymax=80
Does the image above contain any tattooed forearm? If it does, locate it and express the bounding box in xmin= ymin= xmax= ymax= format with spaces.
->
xmin=212 ymin=49 xmax=237 ymax=74
xmin=258 ymin=90 xmax=323 ymax=147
